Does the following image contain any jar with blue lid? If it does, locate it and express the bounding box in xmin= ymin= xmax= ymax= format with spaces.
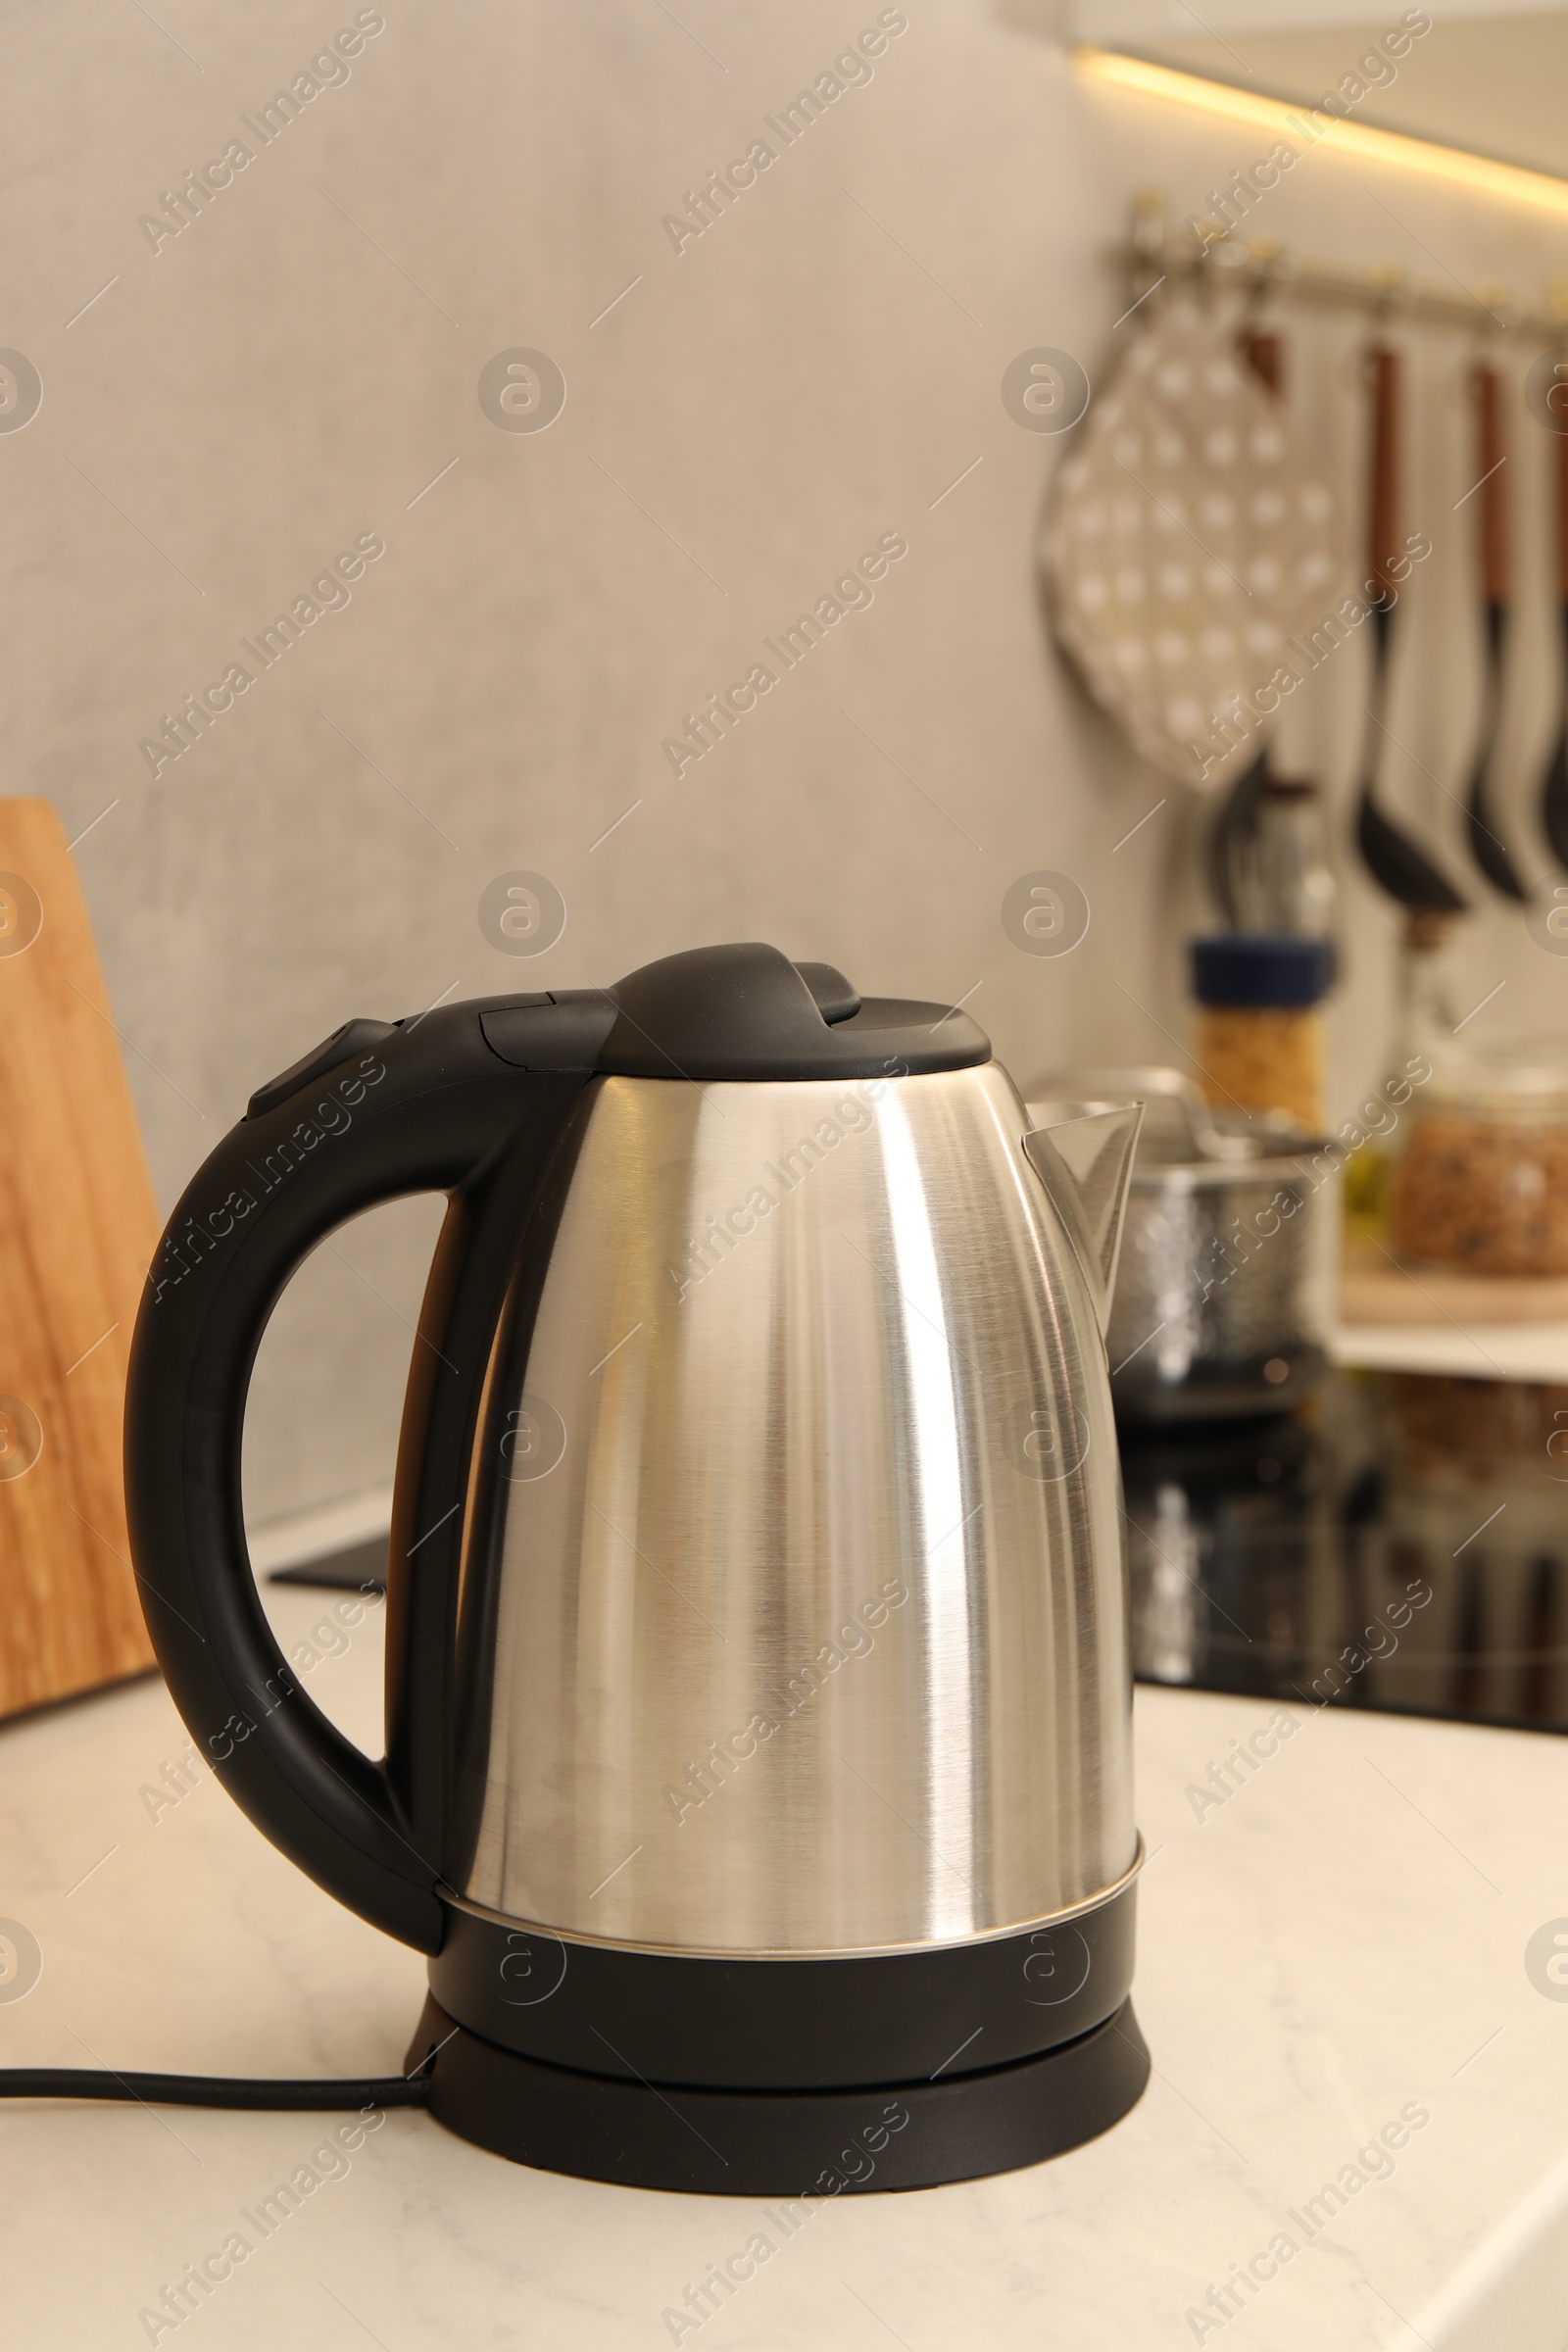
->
xmin=1191 ymin=935 xmax=1336 ymax=1136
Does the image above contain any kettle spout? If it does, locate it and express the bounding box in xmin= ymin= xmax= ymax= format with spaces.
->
xmin=1022 ymin=1101 xmax=1145 ymax=1340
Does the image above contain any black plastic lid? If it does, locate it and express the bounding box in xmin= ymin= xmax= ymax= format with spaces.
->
xmin=600 ymin=944 xmax=989 ymax=1079
xmin=1192 ymin=934 xmax=1336 ymax=1009
xmin=480 ymin=944 xmax=991 ymax=1081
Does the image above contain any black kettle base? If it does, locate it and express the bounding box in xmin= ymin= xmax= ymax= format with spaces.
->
xmin=404 ymin=1991 xmax=1150 ymax=2195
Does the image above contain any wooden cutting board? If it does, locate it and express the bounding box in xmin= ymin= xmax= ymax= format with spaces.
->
xmin=0 ymin=799 xmax=160 ymax=1717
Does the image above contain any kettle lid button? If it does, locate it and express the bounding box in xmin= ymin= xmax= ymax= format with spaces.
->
xmin=794 ymin=961 xmax=860 ymax=1024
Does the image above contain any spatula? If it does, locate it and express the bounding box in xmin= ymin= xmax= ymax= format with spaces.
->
xmin=1464 ymin=360 xmax=1527 ymax=899
xmin=1354 ymin=343 xmax=1467 ymax=912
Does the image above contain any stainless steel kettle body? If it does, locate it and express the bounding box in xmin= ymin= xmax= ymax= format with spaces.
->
xmin=125 ymin=943 xmax=1151 ymax=2192
xmin=451 ymin=1061 xmax=1140 ymax=1957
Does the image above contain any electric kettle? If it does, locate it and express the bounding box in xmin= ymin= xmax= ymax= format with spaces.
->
xmin=125 ymin=943 xmax=1149 ymax=2193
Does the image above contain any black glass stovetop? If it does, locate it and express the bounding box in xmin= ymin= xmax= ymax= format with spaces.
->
xmin=273 ymin=1369 xmax=1568 ymax=1740
xmin=1122 ymin=1367 xmax=1568 ymax=1735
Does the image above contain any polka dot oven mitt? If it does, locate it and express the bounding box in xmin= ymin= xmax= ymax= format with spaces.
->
xmin=1041 ymin=299 xmax=1346 ymax=788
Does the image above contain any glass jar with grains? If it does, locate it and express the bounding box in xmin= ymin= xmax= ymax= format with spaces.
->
xmin=1390 ymin=1039 xmax=1568 ymax=1276
xmin=1189 ymin=935 xmax=1336 ymax=1136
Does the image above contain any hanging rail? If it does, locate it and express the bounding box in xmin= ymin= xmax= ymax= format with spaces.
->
xmin=1119 ymin=192 xmax=1568 ymax=342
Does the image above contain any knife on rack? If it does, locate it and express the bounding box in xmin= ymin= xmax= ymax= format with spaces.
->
xmin=1354 ymin=343 xmax=1467 ymax=912
xmin=1465 ymin=360 xmax=1527 ymax=899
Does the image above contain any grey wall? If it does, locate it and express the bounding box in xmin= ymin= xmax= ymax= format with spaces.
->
xmin=6 ymin=0 xmax=1564 ymax=1523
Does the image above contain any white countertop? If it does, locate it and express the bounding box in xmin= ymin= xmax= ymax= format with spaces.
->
xmin=5 ymin=1582 xmax=1568 ymax=2352
xmin=1332 ymin=1318 xmax=1568 ymax=1385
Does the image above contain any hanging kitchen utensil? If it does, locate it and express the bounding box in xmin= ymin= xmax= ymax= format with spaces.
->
xmin=1465 ymin=361 xmax=1528 ymax=900
xmin=1042 ymin=296 xmax=1344 ymax=790
xmin=1207 ymin=751 xmax=1266 ymax=923
xmin=1207 ymin=327 xmax=1335 ymax=935
xmin=1541 ymin=418 xmax=1568 ymax=868
xmin=1207 ymin=328 xmax=1285 ymax=923
xmin=1233 ymin=774 xmax=1338 ymax=937
xmin=1354 ymin=345 xmax=1467 ymax=912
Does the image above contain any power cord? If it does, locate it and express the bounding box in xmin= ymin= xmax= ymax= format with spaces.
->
xmin=0 ymin=2068 xmax=433 ymax=2109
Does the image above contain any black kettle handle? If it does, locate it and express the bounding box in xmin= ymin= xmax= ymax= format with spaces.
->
xmin=123 ymin=999 xmax=602 ymax=1951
